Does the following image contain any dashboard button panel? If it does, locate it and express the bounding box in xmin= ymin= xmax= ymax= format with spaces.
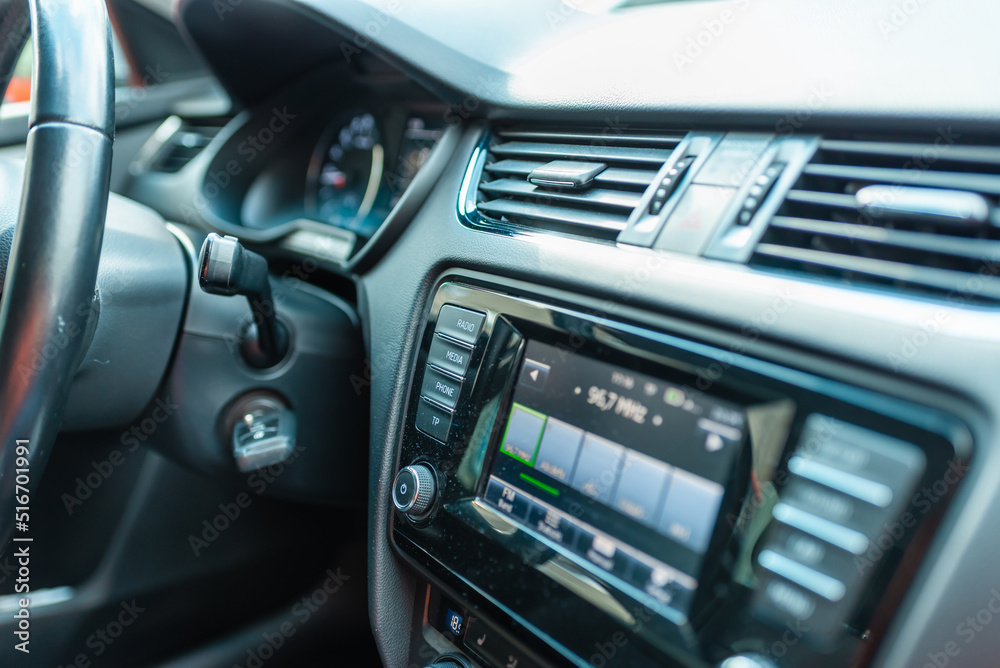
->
xmin=413 ymin=304 xmax=487 ymax=443
xmin=752 ymin=414 xmax=928 ymax=644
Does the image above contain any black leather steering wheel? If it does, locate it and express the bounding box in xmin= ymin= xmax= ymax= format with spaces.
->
xmin=0 ymin=1 xmax=114 ymax=551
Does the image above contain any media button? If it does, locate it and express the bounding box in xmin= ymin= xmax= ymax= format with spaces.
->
xmin=420 ymin=366 xmax=463 ymax=410
xmin=436 ymin=304 xmax=486 ymax=345
xmin=427 ymin=334 xmax=473 ymax=378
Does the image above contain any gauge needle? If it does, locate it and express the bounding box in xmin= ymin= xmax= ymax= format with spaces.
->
xmin=358 ymin=143 xmax=384 ymax=220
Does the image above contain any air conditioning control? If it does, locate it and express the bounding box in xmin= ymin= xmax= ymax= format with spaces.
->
xmin=393 ymin=464 xmax=437 ymax=517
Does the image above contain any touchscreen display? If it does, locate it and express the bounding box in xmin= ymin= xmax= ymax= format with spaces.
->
xmin=482 ymin=340 xmax=748 ymax=615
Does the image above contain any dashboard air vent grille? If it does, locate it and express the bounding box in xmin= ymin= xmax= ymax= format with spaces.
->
xmin=751 ymin=138 xmax=1000 ymax=304
xmin=152 ymin=119 xmax=228 ymax=173
xmin=474 ymin=128 xmax=684 ymax=240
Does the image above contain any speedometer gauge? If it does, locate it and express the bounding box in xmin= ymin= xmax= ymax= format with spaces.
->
xmin=306 ymin=111 xmax=384 ymax=233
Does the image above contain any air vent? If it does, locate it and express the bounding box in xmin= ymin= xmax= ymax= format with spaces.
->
xmin=751 ymin=138 xmax=1000 ymax=304
xmin=151 ymin=118 xmax=228 ymax=173
xmin=471 ymin=128 xmax=684 ymax=240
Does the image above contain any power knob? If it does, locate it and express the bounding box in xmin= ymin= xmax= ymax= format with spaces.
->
xmin=392 ymin=464 xmax=437 ymax=517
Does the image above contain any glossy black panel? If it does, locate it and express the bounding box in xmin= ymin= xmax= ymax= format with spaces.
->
xmin=392 ymin=281 xmax=968 ymax=668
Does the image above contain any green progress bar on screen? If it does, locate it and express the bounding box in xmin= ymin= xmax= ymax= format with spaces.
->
xmin=519 ymin=473 xmax=560 ymax=497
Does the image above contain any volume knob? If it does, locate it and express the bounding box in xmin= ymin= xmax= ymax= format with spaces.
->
xmin=392 ymin=464 xmax=437 ymax=517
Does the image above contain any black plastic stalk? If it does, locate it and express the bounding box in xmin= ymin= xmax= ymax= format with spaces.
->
xmin=199 ymin=233 xmax=289 ymax=368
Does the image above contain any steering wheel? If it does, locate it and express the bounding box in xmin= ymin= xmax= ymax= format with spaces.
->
xmin=0 ymin=1 xmax=115 ymax=551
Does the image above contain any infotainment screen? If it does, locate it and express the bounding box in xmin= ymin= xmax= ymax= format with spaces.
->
xmin=481 ymin=340 xmax=749 ymax=617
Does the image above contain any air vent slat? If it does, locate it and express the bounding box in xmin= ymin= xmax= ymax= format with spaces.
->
xmin=594 ymin=168 xmax=660 ymax=189
xmin=819 ymin=140 xmax=1000 ymax=166
xmin=484 ymin=160 xmax=657 ymax=189
xmin=756 ymin=243 xmax=1000 ymax=301
xmin=769 ymin=216 xmax=1000 ymax=263
xmin=784 ymin=190 xmax=858 ymax=210
xmin=753 ymin=138 xmax=1000 ymax=305
xmin=490 ymin=141 xmax=673 ymax=165
xmin=803 ymin=164 xmax=1000 ymax=195
xmin=497 ymin=130 xmax=684 ymax=147
xmin=151 ymin=119 xmax=227 ymax=174
xmin=479 ymin=178 xmax=641 ymax=211
xmin=484 ymin=159 xmax=545 ymax=177
xmin=478 ymin=200 xmax=627 ymax=234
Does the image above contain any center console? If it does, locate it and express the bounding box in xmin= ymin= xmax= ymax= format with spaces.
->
xmin=390 ymin=280 xmax=970 ymax=668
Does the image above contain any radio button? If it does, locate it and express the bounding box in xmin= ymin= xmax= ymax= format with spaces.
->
xmin=436 ymin=305 xmax=486 ymax=345
xmin=415 ymin=398 xmax=453 ymax=443
xmin=421 ymin=366 xmax=463 ymax=410
xmin=427 ymin=334 xmax=474 ymax=377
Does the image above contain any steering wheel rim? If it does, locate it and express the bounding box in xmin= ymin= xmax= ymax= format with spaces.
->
xmin=0 ymin=0 xmax=115 ymax=551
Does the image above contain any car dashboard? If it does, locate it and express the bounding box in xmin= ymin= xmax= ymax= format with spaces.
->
xmin=117 ymin=1 xmax=1000 ymax=667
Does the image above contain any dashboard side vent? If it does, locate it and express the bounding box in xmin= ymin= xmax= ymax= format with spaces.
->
xmin=151 ymin=118 xmax=228 ymax=173
xmin=472 ymin=128 xmax=684 ymax=240
xmin=751 ymin=139 xmax=1000 ymax=304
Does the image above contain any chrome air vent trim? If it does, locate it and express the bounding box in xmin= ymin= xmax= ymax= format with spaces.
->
xmin=461 ymin=127 xmax=686 ymax=242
